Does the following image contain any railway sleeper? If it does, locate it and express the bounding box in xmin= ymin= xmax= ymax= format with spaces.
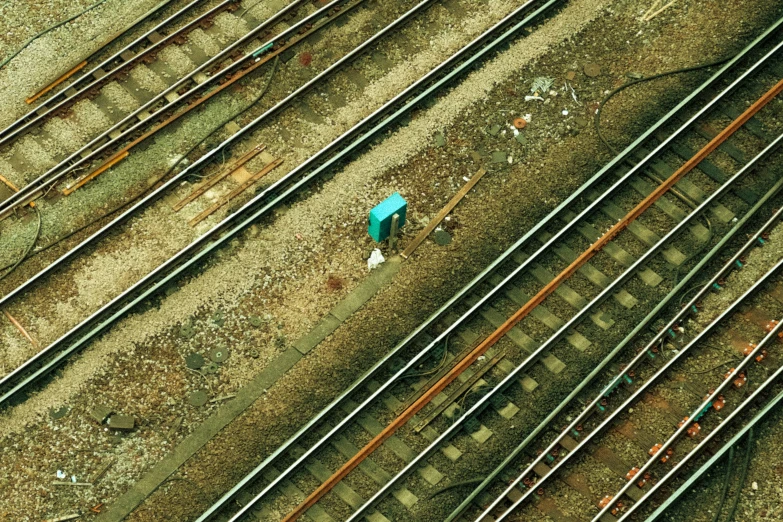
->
xmin=548 ymin=242 xmax=639 ymax=309
xmin=263 ymin=465 xmax=336 ymax=522
xmin=583 ymin=189 xmax=686 ymax=267
xmin=339 ymin=399 xmax=445 ymax=486
xmin=625 ymin=175 xmax=712 ymax=243
xmin=511 ymin=251 xmax=616 ymax=329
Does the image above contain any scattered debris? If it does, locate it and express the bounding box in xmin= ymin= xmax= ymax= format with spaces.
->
xmin=512 ymin=117 xmax=527 ymax=129
xmin=627 ymin=71 xmax=643 ymax=79
xmin=188 ymin=390 xmax=209 ymax=407
xmin=530 ymin=76 xmax=554 ymax=93
xmin=524 ymin=95 xmax=544 ymax=102
xmin=248 ymin=315 xmax=263 ymax=327
xmin=51 ymin=481 xmax=92 ymax=487
xmin=107 ymin=414 xmax=135 ymax=431
xmin=56 ymin=470 xmax=66 ymax=479
xmin=491 ymin=151 xmax=507 ymax=163
xmin=642 ymin=0 xmax=676 ymax=21
xmin=488 ymin=124 xmax=501 ymax=136
xmin=49 ymin=405 xmax=69 ymax=420
xmin=185 ymin=353 xmax=205 ymax=370
xmin=90 ymin=405 xmax=114 ymax=424
xmin=43 ymin=514 xmax=81 ymax=522
xmin=91 ymin=458 xmax=115 ymax=484
xmin=434 ymin=132 xmax=446 ymax=147
xmin=210 ymin=394 xmax=237 ymax=403
xmin=562 ymin=109 xmax=569 ymax=116
xmin=298 ymin=51 xmax=313 ymax=66
xmin=367 ymin=249 xmax=385 ymax=270
xmin=433 ymin=229 xmax=452 ymax=246
xmin=90 ymin=503 xmax=105 ymax=514
xmin=565 ymin=70 xmax=576 ymax=81
xmin=583 ymin=63 xmax=601 ymax=77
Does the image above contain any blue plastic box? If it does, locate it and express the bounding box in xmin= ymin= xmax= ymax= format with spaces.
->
xmin=368 ymin=192 xmax=407 ymax=242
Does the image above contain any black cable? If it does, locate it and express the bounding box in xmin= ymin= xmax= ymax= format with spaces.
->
xmin=593 ymin=57 xmax=732 ymax=281
xmin=0 ymin=56 xmax=280 ymax=279
xmin=0 ymin=205 xmax=41 ymax=281
xmin=711 ymin=445 xmax=734 ymax=522
xmin=726 ymin=428 xmax=754 ymax=522
xmin=402 ymin=333 xmax=452 ymax=380
xmin=0 ymin=0 xmax=113 ymax=71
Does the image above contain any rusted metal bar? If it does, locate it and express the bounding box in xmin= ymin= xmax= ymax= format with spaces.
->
xmin=188 ymin=158 xmax=282 ymax=226
xmin=173 ymin=144 xmax=265 ymax=211
xmin=414 ymin=351 xmax=505 ymax=432
xmin=62 ymin=151 xmax=129 ymax=195
xmin=3 ymin=311 xmax=40 ymax=349
xmin=282 ymin=74 xmax=783 ymax=522
xmin=0 ymin=174 xmax=19 ymax=193
xmin=25 ymin=61 xmax=87 ymax=104
xmin=401 ymin=167 xmax=486 ymax=259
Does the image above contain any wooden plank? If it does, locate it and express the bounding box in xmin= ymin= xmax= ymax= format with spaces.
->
xmin=401 ymin=168 xmax=486 ymax=259
xmin=189 ymin=158 xmax=282 ymax=226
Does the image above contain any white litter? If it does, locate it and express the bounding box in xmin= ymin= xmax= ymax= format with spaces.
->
xmin=367 ymin=249 xmax=385 ymax=270
xmin=512 ymin=128 xmax=520 ymax=136
xmin=752 ymin=481 xmax=759 ymax=490
xmin=507 ymin=155 xmax=513 ymax=164
xmin=56 ymin=470 xmax=66 ymax=479
xmin=562 ymin=109 xmax=569 ymax=116
xmin=524 ymin=114 xmax=532 ymax=122
xmin=524 ymin=95 xmax=544 ymax=102
xmin=71 ymin=475 xmax=77 ymax=483
xmin=462 ymin=176 xmax=470 ymax=182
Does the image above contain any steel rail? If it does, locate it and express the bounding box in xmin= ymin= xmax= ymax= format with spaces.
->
xmin=449 ymin=182 xmax=783 ymax=521
xmin=0 ymin=0 xmax=490 ymax=407
xmin=190 ymin=14 xmax=782 ymax=521
xmin=345 ymin=81 xmax=783 ymax=522
xmin=0 ymin=0 xmax=214 ymax=144
xmin=492 ymin=253 xmax=783 ymax=522
xmin=616 ymin=319 xmax=783 ymax=520
xmin=0 ymin=0 xmax=313 ymax=215
xmin=644 ymin=386 xmax=783 ymax=521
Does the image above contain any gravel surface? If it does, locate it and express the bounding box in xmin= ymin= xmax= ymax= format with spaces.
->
xmin=1 ymin=0 xmax=782 ymax=520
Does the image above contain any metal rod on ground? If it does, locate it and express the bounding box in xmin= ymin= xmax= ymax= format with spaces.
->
xmin=389 ymin=213 xmax=400 ymax=252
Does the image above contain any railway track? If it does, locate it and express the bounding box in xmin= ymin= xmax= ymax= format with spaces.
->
xmin=0 ymin=0 xmax=562 ymax=405
xmin=187 ymin=18 xmax=783 ymax=522
xmin=0 ymin=0 xmax=335 ymax=218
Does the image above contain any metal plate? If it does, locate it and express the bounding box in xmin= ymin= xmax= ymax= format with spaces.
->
xmin=49 ymin=405 xmax=69 ymax=419
xmin=179 ymin=322 xmax=196 ymax=339
xmin=209 ymin=347 xmax=229 ymax=363
xmin=188 ymin=390 xmax=209 ymax=407
xmin=185 ymin=353 xmax=205 ymax=370
xmin=433 ymin=229 xmax=452 ymax=246
xmin=202 ymin=362 xmax=219 ymax=375
xmin=249 ymin=315 xmax=263 ymax=327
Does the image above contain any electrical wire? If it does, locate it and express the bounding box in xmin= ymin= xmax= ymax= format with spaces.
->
xmin=0 ymin=0 xmax=113 ymax=71
xmin=0 ymin=205 xmax=41 ymax=281
xmin=593 ymin=57 xmax=732 ymax=281
xmin=711 ymin=444 xmax=735 ymax=522
xmin=726 ymin=428 xmax=754 ymax=522
xmin=402 ymin=334 xmax=452 ymax=380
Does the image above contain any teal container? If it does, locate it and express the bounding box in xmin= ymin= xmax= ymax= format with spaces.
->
xmin=368 ymin=192 xmax=407 ymax=242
